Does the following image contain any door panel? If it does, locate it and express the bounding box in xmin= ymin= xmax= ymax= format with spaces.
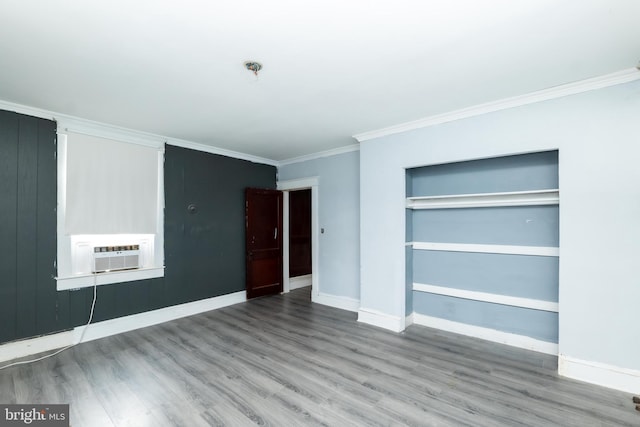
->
xmin=245 ymin=188 xmax=283 ymax=299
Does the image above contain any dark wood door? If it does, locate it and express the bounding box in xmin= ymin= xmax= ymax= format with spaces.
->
xmin=245 ymin=188 xmax=283 ymax=299
xmin=289 ymin=189 xmax=312 ymax=277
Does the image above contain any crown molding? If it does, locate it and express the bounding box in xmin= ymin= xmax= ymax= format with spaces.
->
xmin=167 ymin=138 xmax=278 ymax=166
xmin=0 ymin=98 xmax=277 ymax=165
xmin=58 ymin=117 xmax=166 ymax=149
xmin=353 ymin=68 xmax=640 ymax=142
xmin=0 ymin=99 xmax=56 ymax=121
xmin=278 ymin=143 xmax=360 ymax=166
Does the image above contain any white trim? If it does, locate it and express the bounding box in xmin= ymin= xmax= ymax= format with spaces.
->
xmin=357 ymin=308 xmax=405 ymax=332
xmin=57 ymin=121 xmax=164 ymax=149
xmin=282 ymin=191 xmax=291 ymax=293
xmin=405 ymin=313 xmax=414 ymax=328
xmin=354 ymin=68 xmax=640 ymax=142
xmin=155 ymin=148 xmax=165 ymax=268
xmin=56 ymin=267 xmax=166 ymax=291
xmin=0 ymin=98 xmax=276 ymax=165
xmin=73 ymin=290 xmax=246 ymax=344
xmin=289 ymin=274 xmax=312 ymax=290
xmin=0 ymin=99 xmax=58 ymax=121
xmin=166 ymin=139 xmax=278 ymax=166
xmin=413 ymin=283 xmax=559 ymax=312
xmin=559 ymin=355 xmax=640 ymax=394
xmin=0 ymin=331 xmax=74 ymax=363
xmin=412 ymin=313 xmax=558 ymax=355
xmin=406 ymin=189 xmax=559 ymax=210
xmin=410 ymin=241 xmax=559 ymax=257
xmin=310 ymin=185 xmax=319 ymax=300
xmin=0 ymin=290 xmax=246 ymax=363
xmin=277 ymin=176 xmax=320 ymax=191
xmin=56 ymin=133 xmax=69 ymax=278
xmin=313 ymin=293 xmax=360 ymax=313
xmin=278 ymin=144 xmax=360 ymax=166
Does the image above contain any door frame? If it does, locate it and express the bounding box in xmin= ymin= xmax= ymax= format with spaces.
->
xmin=277 ymin=177 xmax=319 ymax=301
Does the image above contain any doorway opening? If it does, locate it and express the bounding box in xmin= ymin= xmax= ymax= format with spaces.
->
xmin=278 ymin=177 xmax=320 ymax=301
xmin=288 ymin=189 xmax=312 ymax=289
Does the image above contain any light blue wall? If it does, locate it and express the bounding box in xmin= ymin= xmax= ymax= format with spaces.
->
xmin=412 ymin=251 xmax=559 ymax=301
xmin=405 ymin=245 xmax=413 ymax=317
xmin=412 ymin=206 xmax=559 ymax=247
xmin=408 ymin=150 xmax=559 ymax=196
xmin=278 ymin=151 xmax=360 ymax=300
xmin=413 ymin=292 xmax=559 ymax=343
xmin=361 ymin=79 xmax=640 ymax=370
xmin=408 ymin=152 xmax=559 ymax=340
xmin=405 ymin=173 xmax=413 ymax=317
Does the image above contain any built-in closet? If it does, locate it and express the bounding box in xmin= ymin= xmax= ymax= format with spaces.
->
xmin=406 ymin=151 xmax=559 ymax=352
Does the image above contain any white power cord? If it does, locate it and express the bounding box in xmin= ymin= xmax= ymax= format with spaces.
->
xmin=0 ymin=275 xmax=98 ymax=370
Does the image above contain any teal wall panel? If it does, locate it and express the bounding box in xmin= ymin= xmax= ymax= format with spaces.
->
xmin=164 ymin=145 xmax=277 ymax=304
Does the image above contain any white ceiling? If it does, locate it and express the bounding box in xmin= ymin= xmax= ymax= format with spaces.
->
xmin=1 ymin=1 xmax=639 ymax=161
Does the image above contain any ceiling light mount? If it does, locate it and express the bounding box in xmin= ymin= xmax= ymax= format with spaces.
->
xmin=244 ymin=61 xmax=262 ymax=76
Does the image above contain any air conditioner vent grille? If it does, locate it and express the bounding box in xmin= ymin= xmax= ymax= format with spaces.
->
xmin=93 ymin=245 xmax=140 ymax=273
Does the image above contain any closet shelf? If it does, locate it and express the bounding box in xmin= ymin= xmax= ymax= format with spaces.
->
xmin=406 ymin=189 xmax=559 ymax=210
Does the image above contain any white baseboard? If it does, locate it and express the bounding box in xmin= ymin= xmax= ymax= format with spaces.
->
xmin=357 ymin=308 xmax=405 ymax=332
xmin=73 ymin=290 xmax=246 ymax=344
xmin=313 ymin=292 xmax=360 ymax=312
xmin=0 ymin=290 xmax=246 ymax=364
xmin=559 ymin=355 xmax=640 ymax=394
xmin=405 ymin=313 xmax=414 ymax=328
xmin=289 ymin=274 xmax=312 ymax=290
xmin=0 ymin=331 xmax=74 ymax=363
xmin=412 ymin=313 xmax=558 ymax=355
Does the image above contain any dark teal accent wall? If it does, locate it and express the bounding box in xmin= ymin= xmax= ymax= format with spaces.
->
xmin=0 ymin=110 xmax=276 ymax=344
xmin=0 ymin=111 xmax=60 ymax=343
xmin=163 ymin=144 xmax=277 ymax=303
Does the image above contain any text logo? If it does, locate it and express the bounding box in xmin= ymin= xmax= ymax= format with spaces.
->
xmin=0 ymin=405 xmax=69 ymax=427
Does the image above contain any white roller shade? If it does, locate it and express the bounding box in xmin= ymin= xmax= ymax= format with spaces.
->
xmin=65 ymin=132 xmax=160 ymax=235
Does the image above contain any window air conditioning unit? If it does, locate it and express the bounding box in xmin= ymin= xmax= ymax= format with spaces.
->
xmin=93 ymin=245 xmax=140 ymax=273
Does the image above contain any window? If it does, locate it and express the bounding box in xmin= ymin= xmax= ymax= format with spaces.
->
xmin=56 ymin=131 xmax=164 ymax=290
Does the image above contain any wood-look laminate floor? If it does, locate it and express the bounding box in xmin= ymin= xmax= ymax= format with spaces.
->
xmin=1 ymin=287 xmax=637 ymax=426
